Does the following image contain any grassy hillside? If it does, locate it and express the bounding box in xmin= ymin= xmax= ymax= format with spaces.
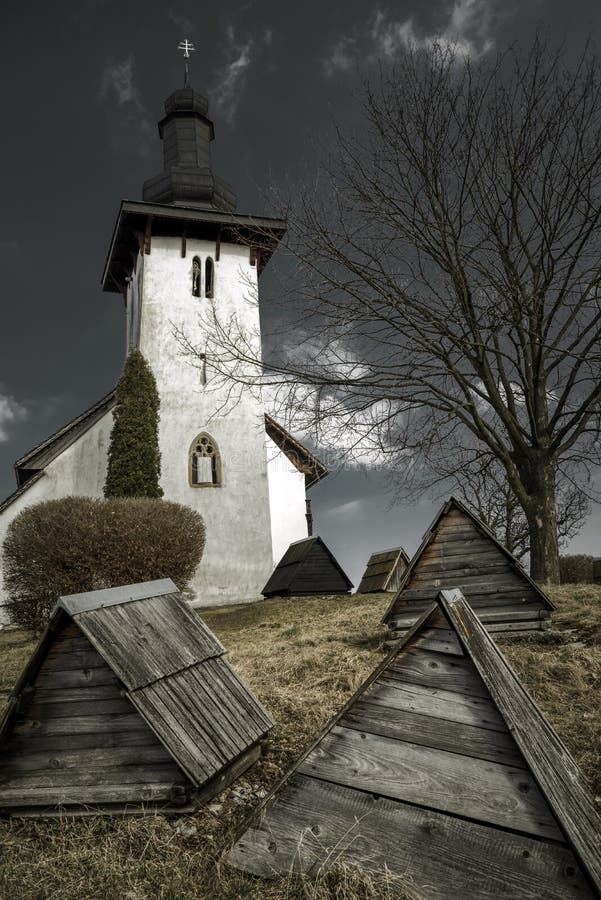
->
xmin=0 ymin=585 xmax=599 ymax=899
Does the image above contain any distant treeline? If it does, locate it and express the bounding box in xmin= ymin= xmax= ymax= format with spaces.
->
xmin=559 ymin=555 xmax=598 ymax=584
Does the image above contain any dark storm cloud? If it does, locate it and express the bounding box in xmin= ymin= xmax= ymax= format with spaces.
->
xmin=1 ymin=0 xmax=601 ymax=578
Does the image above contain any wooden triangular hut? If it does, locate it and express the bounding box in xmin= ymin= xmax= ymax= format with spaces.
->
xmin=382 ymin=496 xmax=554 ymax=639
xmin=262 ymin=536 xmax=353 ymax=597
xmin=357 ymin=546 xmax=410 ymax=593
xmin=0 ymin=579 xmax=273 ymax=816
xmin=228 ymin=590 xmax=601 ymax=898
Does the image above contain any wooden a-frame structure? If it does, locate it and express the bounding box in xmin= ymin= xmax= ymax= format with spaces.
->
xmin=382 ymin=496 xmax=555 ymax=638
xmin=0 ymin=579 xmax=273 ymax=816
xmin=262 ymin=536 xmax=353 ymax=597
xmin=357 ymin=546 xmax=410 ymax=593
xmin=227 ymin=589 xmax=601 ymax=899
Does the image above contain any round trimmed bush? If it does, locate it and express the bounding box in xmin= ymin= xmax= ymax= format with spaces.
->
xmin=2 ymin=496 xmax=205 ymax=631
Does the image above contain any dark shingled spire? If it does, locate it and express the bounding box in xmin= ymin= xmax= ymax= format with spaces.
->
xmin=142 ymin=86 xmax=237 ymax=212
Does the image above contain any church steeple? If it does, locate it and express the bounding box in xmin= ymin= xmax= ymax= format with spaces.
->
xmin=142 ymin=43 xmax=237 ymax=212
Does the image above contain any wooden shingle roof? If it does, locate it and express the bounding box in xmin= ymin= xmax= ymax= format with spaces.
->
xmin=357 ymin=546 xmax=410 ymax=593
xmin=264 ymin=414 xmax=328 ymax=488
xmin=227 ymin=589 xmax=601 ymax=898
xmin=382 ymin=496 xmax=554 ymax=634
xmin=0 ymin=580 xmax=273 ymax=815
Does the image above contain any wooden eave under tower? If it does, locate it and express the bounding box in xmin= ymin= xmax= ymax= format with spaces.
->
xmin=101 ymin=200 xmax=286 ymax=296
xmin=0 ymin=580 xmax=273 ymax=817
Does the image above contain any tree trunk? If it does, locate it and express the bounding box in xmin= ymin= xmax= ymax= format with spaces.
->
xmin=525 ymin=462 xmax=560 ymax=584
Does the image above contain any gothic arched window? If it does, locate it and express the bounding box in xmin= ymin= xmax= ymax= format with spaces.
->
xmin=205 ymin=257 xmax=214 ymax=299
xmin=192 ymin=256 xmax=201 ymax=297
xmin=189 ymin=432 xmax=221 ymax=487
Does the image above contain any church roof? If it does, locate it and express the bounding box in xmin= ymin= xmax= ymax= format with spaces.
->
xmin=0 ymin=393 xmax=327 ymax=514
xmin=228 ymin=588 xmax=601 ymax=896
xmin=13 ymin=390 xmax=116 ymax=487
xmin=142 ymin=85 xmax=237 ymax=212
xmin=264 ymin=414 xmax=328 ymax=488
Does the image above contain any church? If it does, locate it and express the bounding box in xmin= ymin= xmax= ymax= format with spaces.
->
xmin=0 ymin=68 xmax=328 ymax=618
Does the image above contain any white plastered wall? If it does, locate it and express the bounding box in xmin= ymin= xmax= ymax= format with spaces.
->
xmin=0 ymin=411 xmax=112 ymax=623
xmin=266 ymin=439 xmax=308 ymax=565
xmin=134 ymin=237 xmax=276 ymax=605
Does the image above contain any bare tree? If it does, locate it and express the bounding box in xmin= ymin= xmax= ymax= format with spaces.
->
xmin=440 ymin=453 xmax=590 ymax=560
xmin=177 ymin=38 xmax=601 ymax=584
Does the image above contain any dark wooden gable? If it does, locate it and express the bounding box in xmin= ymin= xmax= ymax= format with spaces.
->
xmin=227 ymin=591 xmax=601 ymax=898
xmin=357 ymin=547 xmax=410 ymax=593
xmin=262 ymin=536 xmax=353 ymax=597
xmin=0 ymin=579 xmax=274 ymax=816
xmin=0 ymin=619 xmax=186 ymax=814
xmin=383 ymin=496 xmax=554 ymax=636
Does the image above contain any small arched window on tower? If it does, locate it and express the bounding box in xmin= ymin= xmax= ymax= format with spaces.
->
xmin=189 ymin=432 xmax=221 ymax=487
xmin=192 ymin=256 xmax=201 ymax=297
xmin=205 ymin=257 xmax=214 ymax=299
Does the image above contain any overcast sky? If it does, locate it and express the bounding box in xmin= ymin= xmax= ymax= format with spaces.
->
xmin=1 ymin=1 xmax=601 ymax=586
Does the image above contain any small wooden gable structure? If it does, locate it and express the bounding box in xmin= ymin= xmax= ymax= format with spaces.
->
xmin=262 ymin=536 xmax=353 ymax=598
xmin=0 ymin=579 xmax=273 ymax=816
xmin=228 ymin=590 xmax=601 ymax=898
xmin=383 ymin=496 xmax=554 ymax=638
xmin=357 ymin=546 xmax=410 ymax=593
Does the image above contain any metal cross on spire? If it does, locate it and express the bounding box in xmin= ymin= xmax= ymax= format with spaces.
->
xmin=177 ymin=39 xmax=196 ymax=87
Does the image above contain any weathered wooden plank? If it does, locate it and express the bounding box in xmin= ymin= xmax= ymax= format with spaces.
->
xmin=412 ymin=559 xmax=516 ymax=578
xmin=407 ymin=572 xmax=532 ymax=591
xmin=41 ymin=648 xmax=108 ymax=672
xmin=76 ymin=593 xmax=224 ymax=690
xmin=297 ymin=726 xmax=563 ymax=840
xmin=6 ymin=800 xmax=198 ymax=818
xmin=12 ymin=713 xmax=149 ymax=737
xmin=407 ymin=627 xmax=465 ymax=656
xmin=364 ymin=678 xmax=508 ymax=732
xmin=0 ymin=743 xmax=174 ymax=775
xmin=1 ymin=730 xmax=162 ymax=754
xmin=34 ymin=668 xmax=121 ymax=690
xmin=486 ymin=621 xmax=544 ymax=634
xmin=385 ymin=647 xmax=491 ymax=697
xmin=0 ymin=764 xmax=183 ymax=794
xmin=0 ymin=781 xmax=179 ymax=808
xmin=397 ymin=584 xmax=537 ymax=603
xmin=390 ymin=605 xmax=544 ymax=630
xmin=341 ymin=700 xmax=525 ymax=768
xmin=420 ymin=543 xmax=501 ymax=560
xmin=440 ymin=591 xmax=601 ymax=892
xmin=23 ymin=697 xmax=135 ymax=720
xmin=31 ymin=685 xmax=126 ymax=704
xmin=228 ymin=775 xmax=589 ymax=899
xmin=46 ymin=636 xmax=92 ymax=655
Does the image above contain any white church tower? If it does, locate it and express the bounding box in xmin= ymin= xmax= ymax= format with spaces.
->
xmin=102 ymin=67 xmax=326 ymax=605
xmin=0 ymin=57 xmax=327 ymax=618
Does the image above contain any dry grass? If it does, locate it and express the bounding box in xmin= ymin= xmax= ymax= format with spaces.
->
xmin=499 ymin=583 xmax=601 ymax=802
xmin=0 ymin=585 xmax=599 ymax=898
